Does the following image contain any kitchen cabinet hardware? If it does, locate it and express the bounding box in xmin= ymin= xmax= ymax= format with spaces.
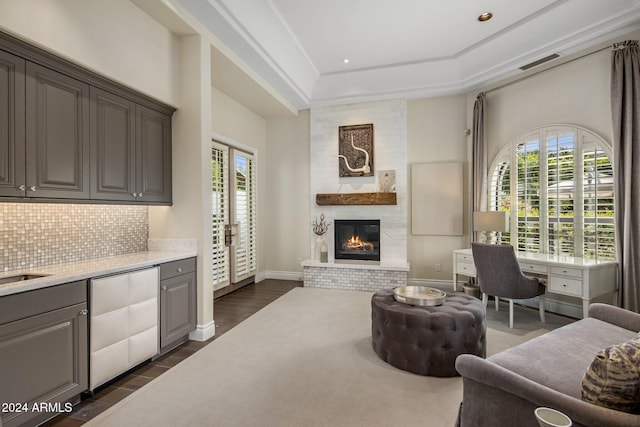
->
xmin=17 ymin=184 xmax=25 ymax=191
xmin=29 ymin=185 xmax=36 ymax=192
xmin=177 ymin=267 xmax=183 ymax=273
xmin=79 ymin=309 xmax=88 ymax=315
xmin=162 ymin=285 xmax=167 ymax=291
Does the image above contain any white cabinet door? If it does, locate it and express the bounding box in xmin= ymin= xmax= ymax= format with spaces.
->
xmin=90 ymin=267 xmax=158 ymax=389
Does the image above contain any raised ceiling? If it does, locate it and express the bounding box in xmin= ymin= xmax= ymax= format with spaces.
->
xmin=172 ymin=0 xmax=640 ymax=114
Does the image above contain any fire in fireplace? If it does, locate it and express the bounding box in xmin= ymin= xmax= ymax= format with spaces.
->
xmin=334 ymin=219 xmax=380 ymax=262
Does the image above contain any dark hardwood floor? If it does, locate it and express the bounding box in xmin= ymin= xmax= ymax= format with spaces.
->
xmin=43 ymin=279 xmax=302 ymax=427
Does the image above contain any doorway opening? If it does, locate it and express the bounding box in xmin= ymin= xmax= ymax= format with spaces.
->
xmin=212 ymin=141 xmax=257 ymax=297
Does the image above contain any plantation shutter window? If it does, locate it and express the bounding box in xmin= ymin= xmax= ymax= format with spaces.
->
xmin=488 ymin=125 xmax=615 ymax=260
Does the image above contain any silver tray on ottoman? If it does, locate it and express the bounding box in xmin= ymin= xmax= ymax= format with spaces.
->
xmin=393 ymin=286 xmax=446 ymax=306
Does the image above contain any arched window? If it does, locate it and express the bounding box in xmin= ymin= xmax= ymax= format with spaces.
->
xmin=488 ymin=125 xmax=614 ymax=260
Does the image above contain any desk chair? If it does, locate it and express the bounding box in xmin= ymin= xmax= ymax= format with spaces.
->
xmin=471 ymin=242 xmax=546 ymax=328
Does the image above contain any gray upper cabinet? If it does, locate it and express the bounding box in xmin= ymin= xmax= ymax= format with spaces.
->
xmin=136 ymin=105 xmax=172 ymax=203
xmin=0 ymin=31 xmax=174 ymax=205
xmin=90 ymin=87 xmax=136 ymax=201
xmin=0 ymin=49 xmax=25 ymax=197
xmin=90 ymin=88 xmax=172 ymax=204
xmin=26 ymin=62 xmax=90 ymax=199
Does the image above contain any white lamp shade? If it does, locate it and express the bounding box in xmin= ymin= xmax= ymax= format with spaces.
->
xmin=473 ymin=211 xmax=509 ymax=232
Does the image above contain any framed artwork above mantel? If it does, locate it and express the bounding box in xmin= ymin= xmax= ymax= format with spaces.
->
xmin=338 ymin=124 xmax=374 ymax=177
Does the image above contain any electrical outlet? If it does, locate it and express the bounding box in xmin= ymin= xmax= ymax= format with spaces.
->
xmin=435 ymin=263 xmax=442 ymax=272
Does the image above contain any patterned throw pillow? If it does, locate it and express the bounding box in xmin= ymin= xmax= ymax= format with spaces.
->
xmin=581 ymin=334 xmax=640 ymax=414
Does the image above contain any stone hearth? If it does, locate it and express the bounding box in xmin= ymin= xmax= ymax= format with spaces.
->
xmin=301 ymin=260 xmax=408 ymax=292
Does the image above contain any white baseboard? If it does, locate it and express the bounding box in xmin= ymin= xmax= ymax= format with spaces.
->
xmin=408 ymin=278 xmax=454 ymax=290
xmin=255 ymin=271 xmax=268 ymax=283
xmin=189 ymin=320 xmax=216 ymax=341
xmin=265 ymin=270 xmax=304 ymax=281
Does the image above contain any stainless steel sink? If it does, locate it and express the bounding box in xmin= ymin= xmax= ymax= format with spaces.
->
xmin=0 ymin=274 xmax=50 ymax=285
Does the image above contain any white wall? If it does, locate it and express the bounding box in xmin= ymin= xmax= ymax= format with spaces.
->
xmin=0 ymin=1 xmax=220 ymax=338
xmin=309 ymin=100 xmax=408 ymax=265
xmin=0 ymin=0 xmax=181 ymax=107
xmin=262 ymin=39 xmax=626 ymax=283
xmin=264 ymin=110 xmax=310 ymax=277
xmin=149 ymin=35 xmax=213 ymax=338
xmin=407 ymin=95 xmax=469 ymax=281
xmin=211 ymin=87 xmax=268 ymax=279
xmin=480 ymin=48 xmax=614 ymax=161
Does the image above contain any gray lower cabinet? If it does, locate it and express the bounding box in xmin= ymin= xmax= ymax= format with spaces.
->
xmin=160 ymin=258 xmax=197 ymax=353
xmin=0 ymin=281 xmax=88 ymax=427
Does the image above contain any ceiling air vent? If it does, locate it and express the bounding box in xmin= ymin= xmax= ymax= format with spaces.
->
xmin=519 ymin=53 xmax=560 ymax=71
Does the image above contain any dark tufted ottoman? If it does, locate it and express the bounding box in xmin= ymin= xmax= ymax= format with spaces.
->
xmin=371 ymin=288 xmax=486 ymax=377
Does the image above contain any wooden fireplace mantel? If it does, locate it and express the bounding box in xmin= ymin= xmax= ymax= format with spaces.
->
xmin=315 ymin=192 xmax=397 ymax=206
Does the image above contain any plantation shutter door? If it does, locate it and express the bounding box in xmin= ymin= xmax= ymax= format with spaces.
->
xmin=212 ymin=142 xmax=230 ymax=289
xmin=231 ymin=149 xmax=257 ymax=283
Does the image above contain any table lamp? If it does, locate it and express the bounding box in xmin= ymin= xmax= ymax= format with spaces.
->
xmin=473 ymin=211 xmax=509 ymax=243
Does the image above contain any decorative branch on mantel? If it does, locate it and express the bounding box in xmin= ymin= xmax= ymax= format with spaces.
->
xmin=316 ymin=192 xmax=397 ymax=206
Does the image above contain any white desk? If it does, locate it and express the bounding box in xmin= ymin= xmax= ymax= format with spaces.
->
xmin=453 ymin=248 xmax=618 ymax=318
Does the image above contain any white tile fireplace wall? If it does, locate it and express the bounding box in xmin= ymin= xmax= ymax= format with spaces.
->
xmin=309 ymin=100 xmax=408 ymax=265
xmin=1 ymin=203 xmax=148 ymax=272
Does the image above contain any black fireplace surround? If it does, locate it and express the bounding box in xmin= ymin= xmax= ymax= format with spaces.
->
xmin=334 ymin=219 xmax=380 ymax=262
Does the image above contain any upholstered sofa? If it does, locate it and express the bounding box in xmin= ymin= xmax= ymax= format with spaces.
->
xmin=455 ymin=303 xmax=640 ymax=427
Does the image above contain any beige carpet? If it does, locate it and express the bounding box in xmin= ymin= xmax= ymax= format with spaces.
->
xmin=85 ymin=287 xmax=572 ymax=427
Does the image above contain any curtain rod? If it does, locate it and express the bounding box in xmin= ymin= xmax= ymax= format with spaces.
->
xmin=483 ymin=43 xmax=616 ymax=95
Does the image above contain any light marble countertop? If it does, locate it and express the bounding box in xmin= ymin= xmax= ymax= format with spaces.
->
xmin=0 ymin=250 xmax=197 ymax=297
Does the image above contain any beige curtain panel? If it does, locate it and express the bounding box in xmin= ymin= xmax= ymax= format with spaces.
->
xmin=611 ymin=40 xmax=640 ymax=312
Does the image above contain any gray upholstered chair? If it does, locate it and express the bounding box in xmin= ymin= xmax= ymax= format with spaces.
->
xmin=471 ymin=242 xmax=546 ymax=328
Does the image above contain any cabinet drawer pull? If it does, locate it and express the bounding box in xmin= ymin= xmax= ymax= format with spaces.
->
xmin=131 ymin=193 xmax=137 ymax=198
xmin=162 ymin=285 xmax=167 ymax=291
xmin=17 ymin=184 xmax=25 ymax=191
xmin=177 ymin=267 xmax=183 ymax=273
xmin=79 ymin=309 xmax=88 ymax=316
xmin=29 ymin=186 xmax=36 ymax=192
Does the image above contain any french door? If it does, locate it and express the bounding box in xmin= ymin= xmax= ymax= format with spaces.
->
xmin=211 ymin=141 xmax=257 ymax=291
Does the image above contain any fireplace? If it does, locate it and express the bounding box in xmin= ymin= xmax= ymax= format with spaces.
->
xmin=334 ymin=219 xmax=380 ymax=262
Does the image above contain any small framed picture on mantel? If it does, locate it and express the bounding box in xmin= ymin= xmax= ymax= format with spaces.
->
xmin=338 ymin=124 xmax=374 ymax=177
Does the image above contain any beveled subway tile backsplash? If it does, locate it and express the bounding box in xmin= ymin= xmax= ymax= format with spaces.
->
xmin=1 ymin=203 xmax=148 ymax=271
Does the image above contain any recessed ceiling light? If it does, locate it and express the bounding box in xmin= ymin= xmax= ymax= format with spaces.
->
xmin=478 ymin=12 xmax=493 ymax=22
xmin=342 ymin=58 xmax=350 ymax=64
